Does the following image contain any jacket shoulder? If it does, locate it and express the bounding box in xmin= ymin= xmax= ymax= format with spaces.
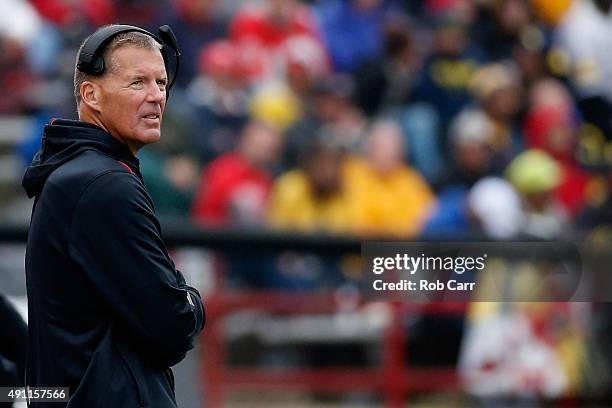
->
xmin=47 ymin=150 xmax=135 ymax=194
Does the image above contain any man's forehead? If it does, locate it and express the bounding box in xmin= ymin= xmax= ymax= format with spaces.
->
xmin=108 ymin=46 xmax=166 ymax=76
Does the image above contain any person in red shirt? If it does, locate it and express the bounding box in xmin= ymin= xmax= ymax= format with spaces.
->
xmin=524 ymin=79 xmax=593 ymax=217
xmin=191 ymin=119 xmax=283 ymax=226
xmin=191 ymin=119 xmax=286 ymax=289
xmin=229 ymin=0 xmax=320 ymax=49
xmin=228 ymin=0 xmax=325 ymax=83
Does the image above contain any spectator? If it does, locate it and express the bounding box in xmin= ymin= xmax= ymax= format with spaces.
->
xmin=250 ymin=81 xmax=302 ymax=134
xmin=190 ymin=120 xmax=286 ymax=290
xmin=0 ymin=0 xmax=42 ymax=45
xmin=191 ymin=120 xmax=283 ymax=226
xmin=0 ymin=35 xmax=37 ymax=114
xmin=268 ymin=141 xmax=351 ymax=290
xmin=186 ymin=40 xmax=250 ymax=162
xmin=524 ymin=78 xmax=592 ymax=217
xmin=447 ymin=109 xmax=499 ymax=185
xmin=576 ymin=170 xmax=612 ymax=232
xmin=467 ymin=176 xmax=524 ymax=239
xmin=269 ymin=141 xmax=350 ymax=233
xmin=473 ymin=0 xmax=532 ymax=61
xmin=462 ymin=176 xmax=587 ymax=404
xmin=316 ymin=0 xmax=405 ymax=73
xmin=424 ymin=109 xmax=499 ymax=237
xmin=506 ymin=149 xmax=571 ymax=239
xmin=467 ymin=62 xmax=524 ymax=170
xmin=164 ymin=0 xmax=227 ymax=87
xmin=229 ymin=0 xmax=323 ymax=83
xmin=140 ymin=151 xmax=199 ymax=219
xmin=554 ymin=0 xmax=612 ymax=155
xmin=512 ymin=23 xmax=552 ymax=88
xmin=354 ymin=23 xmax=417 ymax=117
xmin=230 ymin=0 xmax=320 ymax=49
xmin=29 ymin=0 xmax=115 ymax=27
xmin=412 ymin=2 xmax=486 ymax=132
xmin=224 ymin=34 xmax=330 ymax=148
xmin=281 ymin=34 xmax=331 ymax=100
xmin=283 ymin=73 xmax=368 ymax=169
xmin=344 ymin=119 xmax=436 ymax=237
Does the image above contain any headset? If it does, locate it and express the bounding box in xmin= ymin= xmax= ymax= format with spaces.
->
xmin=77 ymin=24 xmax=181 ymax=97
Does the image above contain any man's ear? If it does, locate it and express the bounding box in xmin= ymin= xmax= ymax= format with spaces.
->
xmin=80 ymin=81 xmax=102 ymax=113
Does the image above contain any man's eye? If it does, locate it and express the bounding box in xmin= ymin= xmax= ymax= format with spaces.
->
xmin=157 ymin=80 xmax=167 ymax=89
xmin=131 ymin=80 xmax=143 ymax=86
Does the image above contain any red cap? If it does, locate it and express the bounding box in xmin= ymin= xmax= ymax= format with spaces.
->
xmin=198 ymin=40 xmax=240 ymax=77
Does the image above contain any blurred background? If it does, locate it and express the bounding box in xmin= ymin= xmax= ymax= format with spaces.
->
xmin=1 ymin=0 xmax=612 ymax=406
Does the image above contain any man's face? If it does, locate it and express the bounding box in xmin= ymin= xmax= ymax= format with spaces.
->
xmin=97 ymin=46 xmax=167 ymax=153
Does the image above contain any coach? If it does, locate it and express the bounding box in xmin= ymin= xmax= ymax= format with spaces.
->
xmin=21 ymin=24 xmax=204 ymax=407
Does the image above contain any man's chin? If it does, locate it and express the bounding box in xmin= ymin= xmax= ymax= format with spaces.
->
xmin=139 ymin=130 xmax=162 ymax=143
xmin=125 ymin=132 xmax=161 ymax=153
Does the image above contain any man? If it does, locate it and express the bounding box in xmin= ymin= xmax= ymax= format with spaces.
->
xmin=344 ymin=119 xmax=436 ymax=237
xmin=21 ymin=25 xmax=205 ymax=407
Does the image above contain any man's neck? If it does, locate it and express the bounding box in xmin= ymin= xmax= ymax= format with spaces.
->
xmin=78 ymin=109 xmax=109 ymax=133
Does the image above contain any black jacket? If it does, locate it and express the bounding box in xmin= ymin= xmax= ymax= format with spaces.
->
xmin=22 ymin=119 xmax=205 ymax=407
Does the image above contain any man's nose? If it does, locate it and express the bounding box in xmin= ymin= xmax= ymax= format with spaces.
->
xmin=147 ymin=82 xmax=165 ymax=103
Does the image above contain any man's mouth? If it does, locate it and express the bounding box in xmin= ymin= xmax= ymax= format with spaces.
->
xmin=142 ymin=114 xmax=160 ymax=120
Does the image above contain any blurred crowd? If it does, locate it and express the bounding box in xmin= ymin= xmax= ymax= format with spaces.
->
xmin=3 ymin=0 xmax=612 ymax=403
xmin=1 ymin=0 xmax=612 ymax=242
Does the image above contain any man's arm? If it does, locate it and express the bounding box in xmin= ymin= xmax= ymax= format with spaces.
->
xmin=68 ymin=171 xmax=205 ymax=367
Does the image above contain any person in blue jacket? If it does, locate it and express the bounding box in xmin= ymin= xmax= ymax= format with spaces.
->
xmin=21 ymin=25 xmax=205 ymax=407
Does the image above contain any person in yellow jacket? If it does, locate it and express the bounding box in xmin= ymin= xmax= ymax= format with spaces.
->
xmin=268 ymin=141 xmax=354 ymax=288
xmin=269 ymin=142 xmax=351 ymax=233
xmin=344 ymin=119 xmax=436 ymax=237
